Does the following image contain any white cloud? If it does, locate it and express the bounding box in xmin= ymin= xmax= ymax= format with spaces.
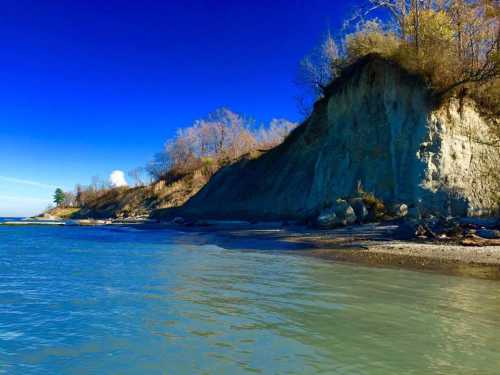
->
xmin=0 ymin=175 xmax=58 ymax=190
xmin=109 ymin=170 xmax=128 ymax=188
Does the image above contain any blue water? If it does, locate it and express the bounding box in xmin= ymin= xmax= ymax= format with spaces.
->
xmin=1 ymin=224 xmax=500 ymax=374
xmin=0 ymin=218 xmax=22 ymax=223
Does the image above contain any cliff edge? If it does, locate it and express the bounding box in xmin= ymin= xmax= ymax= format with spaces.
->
xmin=178 ymin=55 xmax=499 ymax=220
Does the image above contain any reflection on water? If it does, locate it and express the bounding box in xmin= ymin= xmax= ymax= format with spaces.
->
xmin=1 ymin=225 xmax=499 ymax=374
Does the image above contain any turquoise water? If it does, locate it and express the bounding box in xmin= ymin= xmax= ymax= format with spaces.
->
xmin=1 ymin=225 xmax=500 ymax=374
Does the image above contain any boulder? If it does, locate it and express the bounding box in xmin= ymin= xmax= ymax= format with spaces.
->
xmin=349 ymin=198 xmax=368 ymax=222
xmin=431 ymin=217 xmax=462 ymax=238
xmin=415 ymin=223 xmax=437 ymax=239
xmin=334 ymin=199 xmax=357 ymax=225
xmin=390 ymin=203 xmax=408 ymax=218
xmin=316 ymin=208 xmax=337 ymax=228
xmin=442 ymin=221 xmax=462 ymax=238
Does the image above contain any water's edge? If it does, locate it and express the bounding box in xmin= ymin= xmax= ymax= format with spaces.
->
xmin=2 ymin=218 xmax=499 ymax=280
xmin=129 ymin=222 xmax=500 ymax=281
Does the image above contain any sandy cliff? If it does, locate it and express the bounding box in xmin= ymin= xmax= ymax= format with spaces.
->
xmin=179 ymin=55 xmax=499 ymax=220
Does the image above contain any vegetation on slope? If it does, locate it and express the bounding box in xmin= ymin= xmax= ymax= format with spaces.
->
xmin=49 ymin=108 xmax=296 ymax=219
xmin=44 ymin=206 xmax=80 ymax=219
xmin=298 ymin=0 xmax=499 ymax=115
xmin=146 ymin=108 xmax=296 ymax=183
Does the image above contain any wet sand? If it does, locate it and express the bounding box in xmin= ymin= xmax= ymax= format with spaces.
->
xmin=164 ymin=222 xmax=500 ymax=280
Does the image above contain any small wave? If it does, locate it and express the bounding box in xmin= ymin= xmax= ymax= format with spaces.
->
xmin=0 ymin=330 xmax=23 ymax=341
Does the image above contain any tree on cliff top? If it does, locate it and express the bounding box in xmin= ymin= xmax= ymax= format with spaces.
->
xmin=53 ymin=188 xmax=65 ymax=207
xmin=298 ymin=0 xmax=499 ymax=114
xmin=296 ymin=32 xmax=341 ymax=115
xmin=147 ymin=108 xmax=297 ymax=182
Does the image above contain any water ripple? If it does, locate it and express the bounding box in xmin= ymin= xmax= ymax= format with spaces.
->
xmin=1 ymin=225 xmax=500 ymax=374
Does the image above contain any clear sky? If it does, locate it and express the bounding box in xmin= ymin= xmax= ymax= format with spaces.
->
xmin=0 ymin=0 xmax=358 ymax=217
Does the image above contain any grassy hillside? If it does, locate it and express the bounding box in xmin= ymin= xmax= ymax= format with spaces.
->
xmin=70 ymin=170 xmax=209 ymax=219
xmin=45 ymin=207 xmax=81 ymax=219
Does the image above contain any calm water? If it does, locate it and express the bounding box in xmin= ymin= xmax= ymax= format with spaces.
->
xmin=1 ymin=225 xmax=499 ymax=374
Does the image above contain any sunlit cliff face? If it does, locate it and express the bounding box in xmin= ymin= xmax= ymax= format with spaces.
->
xmin=183 ymin=57 xmax=500 ymax=219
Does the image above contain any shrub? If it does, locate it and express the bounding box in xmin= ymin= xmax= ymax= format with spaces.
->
xmin=298 ymin=1 xmax=499 ymax=113
xmin=358 ymin=191 xmax=386 ymax=220
xmin=345 ymin=20 xmax=401 ymax=63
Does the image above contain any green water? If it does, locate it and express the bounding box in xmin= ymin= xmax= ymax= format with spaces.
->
xmin=1 ymin=225 xmax=499 ymax=374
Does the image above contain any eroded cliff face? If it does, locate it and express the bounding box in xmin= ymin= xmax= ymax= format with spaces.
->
xmin=421 ymin=99 xmax=499 ymax=216
xmin=181 ymin=56 xmax=499 ymax=220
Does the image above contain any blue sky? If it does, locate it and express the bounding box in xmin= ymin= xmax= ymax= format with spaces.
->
xmin=0 ymin=0 xmax=357 ymax=216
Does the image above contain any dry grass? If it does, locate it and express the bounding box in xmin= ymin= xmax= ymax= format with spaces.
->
xmin=75 ymin=168 xmax=211 ymax=219
xmin=47 ymin=207 xmax=81 ymax=219
xmin=358 ymin=191 xmax=386 ymax=220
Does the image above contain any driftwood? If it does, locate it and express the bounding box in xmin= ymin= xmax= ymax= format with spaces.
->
xmin=461 ymin=234 xmax=500 ymax=247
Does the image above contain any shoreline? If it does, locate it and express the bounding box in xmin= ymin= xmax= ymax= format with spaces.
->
xmin=3 ymin=219 xmax=500 ymax=280
xmin=147 ymin=221 xmax=500 ymax=281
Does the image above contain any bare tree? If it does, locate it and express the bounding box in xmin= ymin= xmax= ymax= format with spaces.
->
xmin=146 ymin=108 xmax=297 ymax=182
xmin=297 ymin=32 xmax=341 ymax=97
xmin=75 ymin=184 xmax=84 ymax=206
xmin=256 ymin=119 xmax=297 ymax=148
xmin=90 ymin=176 xmax=101 ymax=192
xmin=343 ymin=1 xmax=412 ymax=37
xmin=147 ymin=152 xmax=173 ymax=181
xmin=62 ymin=191 xmax=76 ymax=207
xmin=128 ymin=167 xmax=147 ymax=187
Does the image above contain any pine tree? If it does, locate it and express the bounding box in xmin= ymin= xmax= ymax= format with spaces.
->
xmin=53 ymin=188 xmax=65 ymax=207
